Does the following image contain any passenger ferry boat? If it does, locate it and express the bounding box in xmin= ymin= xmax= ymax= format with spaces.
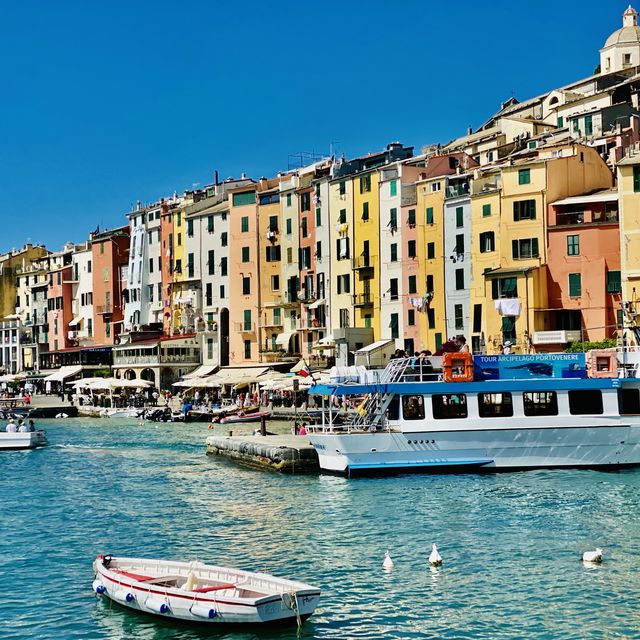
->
xmin=306 ymin=350 xmax=640 ymax=475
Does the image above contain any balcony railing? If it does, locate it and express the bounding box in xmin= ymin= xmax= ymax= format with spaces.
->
xmin=353 ymin=255 xmax=373 ymax=270
xmin=445 ymin=183 xmax=470 ymax=199
xmin=96 ymin=305 xmax=113 ymax=315
xmin=353 ymin=293 xmax=373 ymax=307
xmin=234 ymin=322 xmax=256 ymax=334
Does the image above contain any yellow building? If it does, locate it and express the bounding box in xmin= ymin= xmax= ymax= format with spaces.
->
xmin=616 ymin=154 xmax=640 ymax=341
xmin=415 ymin=175 xmax=447 ymax=352
xmin=481 ymin=144 xmax=613 ymax=353
xmin=171 ymin=200 xmax=188 ymax=333
xmin=351 ymin=168 xmax=380 ymax=336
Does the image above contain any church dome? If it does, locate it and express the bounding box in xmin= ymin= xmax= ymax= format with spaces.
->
xmin=603 ymin=6 xmax=640 ymax=48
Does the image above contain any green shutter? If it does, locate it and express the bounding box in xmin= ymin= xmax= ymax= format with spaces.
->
xmin=482 ymin=203 xmax=491 ymax=217
xmin=492 ymin=280 xmax=499 ymax=299
xmin=512 ymin=239 xmax=519 ymax=259
xmin=634 ymin=167 xmax=640 ymax=193
xmin=233 ymin=191 xmax=255 ymax=207
xmin=569 ymin=273 xmax=582 ymax=297
xmin=435 ymin=333 xmax=442 ymax=350
xmin=532 ymin=237 xmax=539 ymax=257
xmin=607 ymin=270 xmax=621 ymax=293
xmin=390 ymin=180 xmax=397 ymax=197
xmin=426 ymin=207 xmax=434 ymax=224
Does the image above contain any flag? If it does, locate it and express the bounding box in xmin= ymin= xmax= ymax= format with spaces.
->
xmin=297 ymin=365 xmax=311 ymax=378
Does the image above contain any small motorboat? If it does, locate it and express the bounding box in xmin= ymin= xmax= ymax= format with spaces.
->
xmin=220 ymin=410 xmax=272 ymax=424
xmin=92 ymin=554 xmax=320 ymax=625
xmin=101 ymin=408 xmax=142 ymax=419
xmin=0 ymin=429 xmax=47 ymax=450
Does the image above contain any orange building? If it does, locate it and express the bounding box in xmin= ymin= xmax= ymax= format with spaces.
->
xmin=544 ymin=189 xmax=621 ymax=346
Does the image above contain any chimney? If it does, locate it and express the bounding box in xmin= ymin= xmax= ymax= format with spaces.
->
xmin=467 ymin=127 xmax=473 ymax=135
xmin=214 ymin=170 xmax=219 ymax=185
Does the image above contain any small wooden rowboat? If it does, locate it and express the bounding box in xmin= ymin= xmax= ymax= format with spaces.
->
xmin=92 ymin=554 xmax=320 ymax=625
xmin=219 ymin=410 xmax=272 ymax=424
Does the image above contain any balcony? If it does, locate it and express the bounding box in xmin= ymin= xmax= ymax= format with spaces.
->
xmin=353 ymin=293 xmax=373 ymax=308
xmin=234 ymin=322 xmax=256 ymax=334
xmin=445 ymin=183 xmax=470 ymax=199
xmin=96 ymin=304 xmax=113 ymax=315
xmin=352 ymin=255 xmax=374 ymax=271
xmin=259 ymin=319 xmax=284 ymax=328
xmin=551 ymin=210 xmax=619 ymax=227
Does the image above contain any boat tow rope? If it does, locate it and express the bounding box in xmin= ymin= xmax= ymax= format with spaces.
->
xmin=282 ymin=591 xmax=302 ymax=630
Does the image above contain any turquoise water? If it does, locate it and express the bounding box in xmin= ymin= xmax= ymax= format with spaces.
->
xmin=1 ymin=419 xmax=640 ymax=639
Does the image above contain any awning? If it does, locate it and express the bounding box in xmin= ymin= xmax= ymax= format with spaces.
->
xmin=42 ymin=365 xmax=83 ymax=383
xmin=68 ymin=316 xmax=83 ymax=327
xmin=355 ymin=339 xmax=394 ymax=354
xmin=551 ymin=191 xmax=618 ymax=206
xmin=183 ymin=365 xmax=216 ymax=379
xmin=275 ymin=331 xmax=295 ymax=348
xmin=307 ymin=298 xmax=326 ymax=309
xmin=484 ymin=266 xmax=535 ymax=278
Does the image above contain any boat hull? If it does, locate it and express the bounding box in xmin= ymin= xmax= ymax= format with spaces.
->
xmin=220 ymin=411 xmax=272 ymax=424
xmin=0 ymin=431 xmax=47 ymax=450
xmin=93 ymin=556 xmax=320 ymax=625
xmin=308 ymin=424 xmax=640 ymax=475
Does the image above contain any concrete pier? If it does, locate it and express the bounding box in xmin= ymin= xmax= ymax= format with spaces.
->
xmin=206 ymin=434 xmax=319 ymax=473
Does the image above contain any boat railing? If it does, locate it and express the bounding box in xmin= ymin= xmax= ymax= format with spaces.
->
xmin=380 ymin=357 xmax=443 ymax=383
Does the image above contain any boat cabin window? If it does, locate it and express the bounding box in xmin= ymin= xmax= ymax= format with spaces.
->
xmin=386 ymin=395 xmax=400 ymax=420
xmin=618 ymin=388 xmax=640 ymax=415
xmin=523 ymin=391 xmax=558 ymax=416
xmin=568 ymin=390 xmax=603 ymax=415
xmin=478 ymin=393 xmax=513 ymax=418
xmin=402 ymin=395 xmax=425 ymax=420
xmin=432 ymin=394 xmax=468 ymax=419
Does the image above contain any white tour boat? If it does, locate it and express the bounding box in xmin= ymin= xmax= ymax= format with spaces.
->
xmin=307 ymin=350 xmax=640 ymax=475
xmin=92 ymin=554 xmax=321 ymax=625
xmin=0 ymin=429 xmax=47 ymax=450
xmin=100 ymin=408 xmax=142 ymax=419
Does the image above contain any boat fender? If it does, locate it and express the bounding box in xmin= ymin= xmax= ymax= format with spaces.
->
xmin=190 ymin=603 xmax=217 ymax=619
xmin=146 ymin=597 xmax=170 ymax=614
xmin=113 ymin=589 xmax=135 ymax=603
xmin=92 ymin=579 xmax=106 ymax=595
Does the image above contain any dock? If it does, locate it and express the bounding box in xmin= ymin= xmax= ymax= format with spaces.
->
xmin=205 ymin=434 xmax=319 ymax=473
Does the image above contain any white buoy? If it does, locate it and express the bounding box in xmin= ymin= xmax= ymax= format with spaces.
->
xmin=429 ymin=544 xmax=442 ymax=567
xmin=582 ymin=548 xmax=603 ymax=563
xmin=383 ymin=551 xmax=394 ymax=570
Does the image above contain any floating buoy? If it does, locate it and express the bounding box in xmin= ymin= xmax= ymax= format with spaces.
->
xmin=582 ymin=548 xmax=603 ymax=564
xmin=383 ymin=551 xmax=394 ymax=570
xmin=92 ymin=579 xmax=105 ymax=594
xmin=113 ymin=589 xmax=135 ymax=603
xmin=429 ymin=544 xmax=442 ymax=567
xmin=138 ymin=421 xmax=144 ymax=427
xmin=190 ymin=603 xmax=217 ymax=619
xmin=208 ymin=423 xmax=214 ymax=429
xmin=145 ymin=597 xmax=170 ymax=614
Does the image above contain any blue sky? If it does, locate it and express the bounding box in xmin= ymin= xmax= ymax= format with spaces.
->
xmin=0 ymin=0 xmax=629 ymax=250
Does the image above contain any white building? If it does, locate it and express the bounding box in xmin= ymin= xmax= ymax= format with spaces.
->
xmin=600 ymin=6 xmax=640 ymax=74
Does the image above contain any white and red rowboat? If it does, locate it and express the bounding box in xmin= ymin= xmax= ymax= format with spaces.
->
xmin=92 ymin=554 xmax=321 ymax=625
xmin=219 ymin=410 xmax=272 ymax=424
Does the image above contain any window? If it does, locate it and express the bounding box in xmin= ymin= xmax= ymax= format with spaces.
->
xmin=473 ymin=303 xmax=482 ymax=333
xmin=390 ymin=243 xmax=398 ymax=262
xmin=390 ymin=313 xmax=399 ymax=339
xmin=221 ymin=232 xmax=228 ymax=247
xmin=607 ymin=270 xmax=621 ymax=294
xmin=315 ymin=241 xmax=322 ymax=259
xmin=338 ymin=209 xmax=347 ymax=224
xmin=241 ymin=216 xmax=249 ymax=233
xmin=573 ymin=119 xmax=580 ymax=134
xmin=408 ymin=309 xmax=415 ymax=326
xmin=174 ymin=259 xmax=182 ymax=274
xmin=301 ymin=192 xmax=311 ymax=212
xmin=271 ymin=275 xmax=280 ymax=291
xmin=187 ymin=253 xmax=194 ymax=278
xmin=339 ymin=181 xmax=346 ymax=196
xmin=618 ymin=388 xmax=640 ymax=414
xmin=408 ymin=209 xmax=416 ymax=227
xmin=389 ymin=208 xmax=398 ymax=230
xmin=87 ymin=260 xmax=92 ymax=273
xmin=316 ymin=207 xmax=322 ymax=226
xmin=268 ymin=215 xmax=278 ymax=232
xmin=362 ymin=202 xmax=369 ymax=221
xmin=426 ymin=207 xmax=434 ymax=224
xmin=569 ymin=390 xmax=603 ymax=415
xmin=205 ymin=283 xmax=213 ymax=306
xmin=103 ymin=267 xmax=110 ymax=282
xmin=220 ymin=257 xmax=227 ymax=276
xmin=432 ymin=394 xmax=467 ymax=419
xmin=359 ymin=175 xmax=371 ymax=193
xmin=557 ymin=116 xmax=564 ymax=128
xmin=242 ymin=277 xmax=251 ymax=295
xmin=482 ymin=203 xmax=491 ymax=217
xmin=478 ymin=393 xmax=514 ymax=418
xmin=512 ymin=237 xmax=539 ymax=259
xmin=491 ymin=277 xmax=517 ymax=299
xmin=569 ymin=273 xmax=582 ymax=297
xmin=266 ymin=245 xmax=281 ymax=262
xmin=567 ymin=235 xmax=579 ymax=256
xmin=177 ymin=233 xmax=182 ymax=246
xmin=339 ymin=308 xmax=349 ymax=328
xmin=390 ymin=180 xmax=397 ymax=197
xmin=427 ymin=243 xmax=435 ymax=259
xmin=187 ymin=219 xmax=194 ymax=237
xmin=634 ymin=166 xmax=640 ymax=193
xmin=426 ymin=275 xmax=434 ymax=292
xmin=501 ymin=316 xmax=516 ymax=342
xmin=233 ymin=191 xmax=255 ymax=207
xmin=336 ymin=237 xmax=350 ymax=260
xmin=455 ymin=206 xmax=464 ymax=228
xmin=207 ymin=215 xmax=214 ymax=233
xmin=149 ymin=258 xmax=154 ymax=273
xmin=427 ymin=308 xmax=435 ymax=329
xmin=286 ymin=193 xmax=292 ymax=207
xmin=243 ymin=309 xmax=252 ymax=331
xmin=523 ymin=392 xmax=558 ymax=416
xmin=402 ymin=395 xmax=425 ymax=420
xmin=431 ymin=182 xmax=441 ymax=192
xmin=454 ymin=304 xmax=463 ymax=330
xmin=408 ymin=240 xmax=416 ymax=258
xmin=479 ymin=231 xmax=495 ymax=253
xmin=336 ymin=274 xmax=350 ymax=294
xmin=390 ymin=278 xmax=398 ymax=300
xmin=244 ymin=339 xmax=251 ymax=359
xmin=241 ymin=246 xmax=250 ymax=263
xmin=584 ymin=115 xmax=593 ymax=136
xmin=273 ymin=308 xmax=281 ymax=325
xmin=455 ymin=268 xmax=464 ymax=290
xmin=513 ymin=200 xmax=536 ymax=221
xmin=518 ymin=168 xmax=531 ymax=185
xmin=408 ymin=275 xmax=417 ymax=294
xmin=206 ymin=250 xmax=215 ymax=275
xmin=100 ymin=242 xmax=104 ymax=254
xmin=455 ymin=233 xmax=464 ymax=255
xmin=301 ymin=217 xmax=308 ymax=238
xmin=287 ymin=247 xmax=293 ymax=263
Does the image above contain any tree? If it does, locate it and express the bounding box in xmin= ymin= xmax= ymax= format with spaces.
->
xmin=565 ymin=338 xmax=616 ymax=353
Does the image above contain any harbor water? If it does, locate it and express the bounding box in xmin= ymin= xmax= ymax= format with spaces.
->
xmin=1 ymin=418 xmax=640 ymax=639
